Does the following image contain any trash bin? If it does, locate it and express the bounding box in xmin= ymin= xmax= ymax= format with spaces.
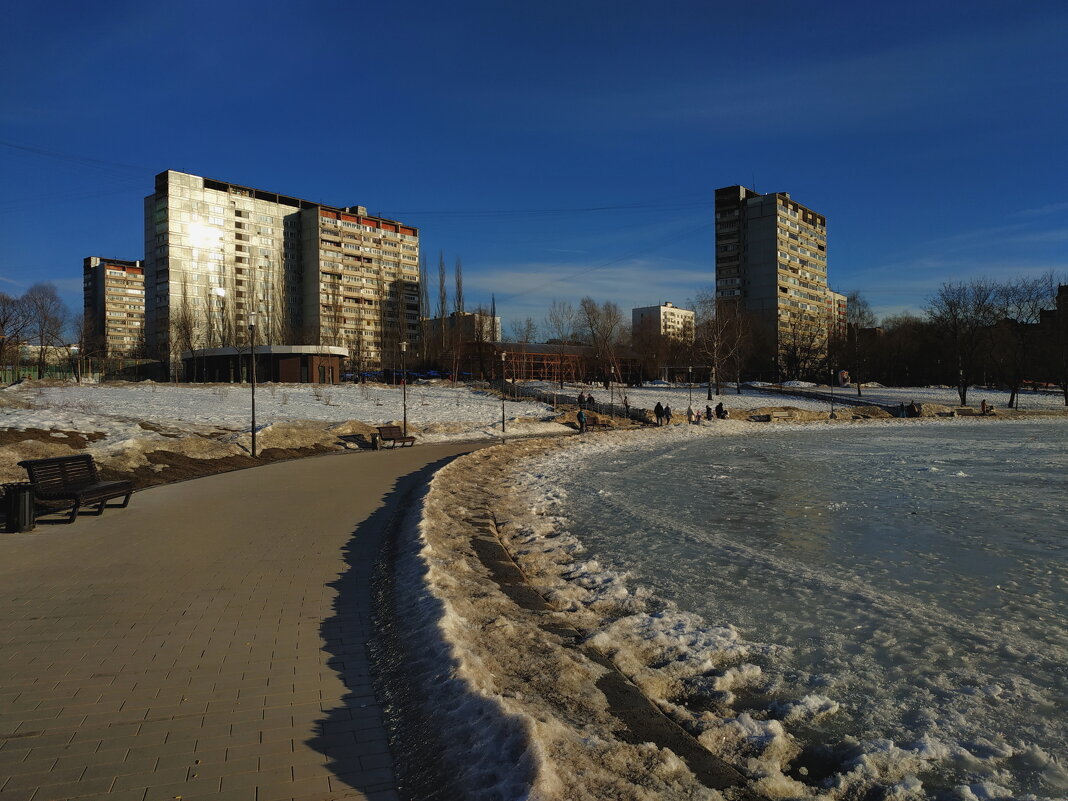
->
xmin=4 ymin=483 xmax=35 ymax=533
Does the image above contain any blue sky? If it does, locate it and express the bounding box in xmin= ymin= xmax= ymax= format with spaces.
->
xmin=2 ymin=0 xmax=1066 ymax=332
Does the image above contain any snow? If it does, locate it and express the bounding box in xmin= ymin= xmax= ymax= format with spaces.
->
xmin=406 ymin=417 xmax=1068 ymax=801
xmin=0 ymin=379 xmax=566 ymax=483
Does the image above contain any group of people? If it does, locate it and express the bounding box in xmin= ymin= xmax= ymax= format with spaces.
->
xmin=652 ymin=401 xmax=728 ymax=426
xmin=577 ymin=396 xmax=727 ymax=432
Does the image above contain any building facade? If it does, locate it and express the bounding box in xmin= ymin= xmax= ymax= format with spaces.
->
xmin=144 ymin=170 xmax=419 ymax=371
xmin=631 ymin=302 xmax=695 ymax=342
xmin=714 ymin=185 xmax=830 ymax=377
xmin=82 ymin=257 xmax=145 ymax=356
xmin=425 ymin=311 xmax=502 ymax=344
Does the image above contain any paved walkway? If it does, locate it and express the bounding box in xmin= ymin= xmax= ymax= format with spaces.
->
xmin=0 ymin=442 xmax=483 ymax=801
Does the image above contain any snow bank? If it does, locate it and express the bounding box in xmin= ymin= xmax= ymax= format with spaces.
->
xmin=409 ymin=420 xmax=1068 ymax=801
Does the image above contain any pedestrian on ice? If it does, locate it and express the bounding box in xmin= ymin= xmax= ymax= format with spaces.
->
xmin=622 ymin=394 xmax=630 ymax=419
xmin=715 ymin=401 xmax=726 ymax=419
xmin=706 ymin=404 xmax=714 ymax=422
xmin=654 ymin=401 xmax=664 ymax=426
xmin=664 ymin=405 xmax=673 ymax=424
xmin=577 ymin=407 xmax=587 ymax=434
xmin=686 ymin=406 xmax=695 ymax=424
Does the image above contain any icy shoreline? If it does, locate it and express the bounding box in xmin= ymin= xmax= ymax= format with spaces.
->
xmin=397 ymin=418 xmax=1068 ymax=801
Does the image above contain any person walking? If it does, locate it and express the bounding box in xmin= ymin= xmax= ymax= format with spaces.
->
xmin=586 ymin=393 xmax=596 ymax=410
xmin=715 ymin=401 xmax=727 ymax=419
xmin=706 ymin=404 xmax=714 ymax=422
xmin=577 ymin=391 xmax=586 ymax=408
xmin=622 ymin=394 xmax=630 ymax=420
xmin=686 ymin=406 xmax=695 ymax=424
xmin=654 ymin=401 xmax=664 ymax=426
xmin=664 ymin=404 xmax=673 ymax=424
xmin=577 ymin=408 xmax=587 ymax=433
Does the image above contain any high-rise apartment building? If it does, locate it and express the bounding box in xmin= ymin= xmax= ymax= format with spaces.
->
xmin=631 ymin=302 xmax=694 ymax=342
xmin=144 ymin=170 xmax=419 ymax=368
xmin=82 ymin=257 xmax=145 ymax=356
xmin=714 ymin=186 xmax=831 ymax=376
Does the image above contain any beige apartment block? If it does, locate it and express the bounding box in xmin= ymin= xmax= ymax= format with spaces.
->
xmin=714 ymin=185 xmax=833 ymax=376
xmin=144 ymin=170 xmax=419 ymax=368
xmin=82 ymin=256 xmax=145 ymax=356
xmin=631 ymin=302 xmax=694 ymax=342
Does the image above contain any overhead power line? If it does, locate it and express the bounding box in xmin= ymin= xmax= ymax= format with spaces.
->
xmin=0 ymin=140 xmax=152 ymax=176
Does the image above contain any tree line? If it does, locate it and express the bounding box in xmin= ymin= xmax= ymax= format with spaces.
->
xmin=0 ymin=283 xmax=77 ymax=378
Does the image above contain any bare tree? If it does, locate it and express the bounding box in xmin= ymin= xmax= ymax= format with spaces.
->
xmin=418 ymin=256 xmax=430 ymax=364
xmin=23 ymin=283 xmax=70 ymax=378
xmin=694 ymin=290 xmax=750 ymax=396
xmin=579 ymin=297 xmax=626 ymax=385
xmin=1044 ymin=284 xmax=1068 ymax=405
xmin=454 ymin=257 xmax=465 ymax=314
xmin=843 ymin=290 xmax=877 ymax=396
xmin=507 ymin=317 xmax=537 ymax=381
xmin=171 ymin=279 xmax=199 ymax=381
xmin=0 ymin=292 xmax=31 ymax=372
xmin=544 ymin=299 xmax=577 ymax=388
xmin=777 ymin=308 xmax=829 ymax=382
xmin=990 ymin=273 xmax=1056 ymax=408
xmin=924 ymin=279 xmax=1000 ymax=405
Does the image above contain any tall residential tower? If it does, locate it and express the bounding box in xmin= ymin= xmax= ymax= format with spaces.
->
xmin=144 ymin=170 xmax=419 ymax=369
xmin=714 ymin=186 xmax=833 ymax=377
xmin=82 ymin=257 xmax=145 ymax=357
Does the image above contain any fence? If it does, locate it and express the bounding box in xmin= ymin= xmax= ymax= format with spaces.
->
xmin=505 ymin=381 xmax=649 ymax=424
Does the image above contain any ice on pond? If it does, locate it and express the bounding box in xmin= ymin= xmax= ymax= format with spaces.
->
xmin=517 ymin=420 xmax=1068 ymax=799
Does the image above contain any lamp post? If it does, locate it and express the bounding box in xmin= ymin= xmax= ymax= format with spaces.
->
xmin=399 ymin=341 xmax=408 ymax=436
xmin=609 ymin=365 xmax=616 ymax=418
xmin=248 ymin=312 xmax=257 ymax=458
xmin=688 ymin=366 xmax=693 ymax=407
xmin=829 ymin=368 xmax=837 ymax=420
xmin=500 ymin=351 xmax=507 ymax=434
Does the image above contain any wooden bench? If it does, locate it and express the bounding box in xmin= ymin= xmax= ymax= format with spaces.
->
xmin=586 ymin=414 xmax=611 ymax=430
xmin=376 ymin=425 xmax=415 ymax=448
xmin=18 ymin=455 xmax=133 ymax=524
xmin=770 ymin=411 xmax=794 ymax=421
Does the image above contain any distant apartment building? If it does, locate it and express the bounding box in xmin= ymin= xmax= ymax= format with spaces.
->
xmin=82 ymin=257 xmax=145 ymax=356
xmin=425 ymin=310 xmax=502 ymax=343
xmin=631 ymin=302 xmax=694 ymax=342
xmin=714 ymin=186 xmax=831 ymax=376
xmin=144 ymin=170 xmax=420 ymax=371
xmin=828 ymin=290 xmax=848 ymax=341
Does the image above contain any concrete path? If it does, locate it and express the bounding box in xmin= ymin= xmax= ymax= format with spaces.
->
xmin=0 ymin=442 xmax=483 ymax=801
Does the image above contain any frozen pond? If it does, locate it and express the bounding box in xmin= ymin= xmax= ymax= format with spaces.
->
xmin=560 ymin=421 xmax=1068 ymax=798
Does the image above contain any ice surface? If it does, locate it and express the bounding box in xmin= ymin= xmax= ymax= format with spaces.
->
xmin=515 ymin=420 xmax=1068 ymax=799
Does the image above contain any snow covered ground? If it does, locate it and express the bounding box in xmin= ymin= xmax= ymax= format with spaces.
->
xmin=2 ymin=379 xmax=555 ymax=431
xmin=0 ymin=379 xmax=566 ymax=483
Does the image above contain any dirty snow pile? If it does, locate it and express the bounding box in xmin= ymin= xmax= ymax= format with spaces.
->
xmin=402 ymin=419 xmax=1068 ymax=801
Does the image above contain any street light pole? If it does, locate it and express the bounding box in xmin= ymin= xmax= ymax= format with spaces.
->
xmin=248 ymin=313 xmax=257 ymax=458
xmin=500 ymin=351 xmax=507 ymax=434
xmin=609 ymin=365 xmax=616 ymax=418
xmin=400 ymin=341 xmax=408 ymax=437
xmin=829 ymin=368 xmax=837 ymax=420
xmin=688 ymin=366 xmax=693 ymax=407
